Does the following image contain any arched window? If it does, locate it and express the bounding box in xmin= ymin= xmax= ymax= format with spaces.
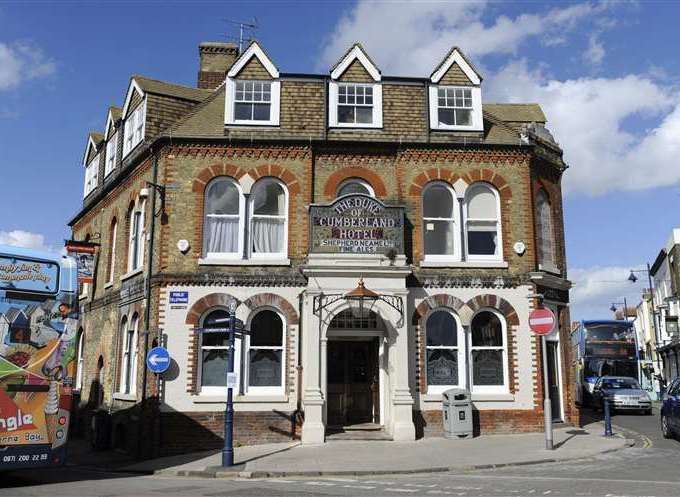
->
xmin=199 ymin=309 xmax=231 ymax=392
xmin=337 ymin=178 xmax=374 ymax=197
xmin=107 ymin=218 xmax=117 ymax=283
xmin=204 ymin=177 xmax=243 ymax=257
xmin=422 ymin=182 xmax=457 ymax=259
xmin=250 ymin=179 xmax=287 ymax=257
xmin=470 ymin=311 xmax=508 ymax=393
xmin=119 ymin=314 xmax=138 ymax=395
xmin=127 ymin=198 xmax=146 ymax=272
xmin=75 ymin=329 xmax=85 ymax=391
xmin=465 ymin=183 xmax=501 ymax=260
xmin=95 ymin=356 xmax=105 ymax=406
xmin=247 ymin=309 xmax=285 ymax=394
xmin=536 ymin=189 xmax=556 ymax=269
xmin=426 ymin=310 xmax=464 ymax=392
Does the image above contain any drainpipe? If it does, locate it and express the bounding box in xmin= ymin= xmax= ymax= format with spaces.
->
xmin=138 ymin=149 xmax=160 ymax=458
xmin=294 ymin=289 xmax=305 ymax=438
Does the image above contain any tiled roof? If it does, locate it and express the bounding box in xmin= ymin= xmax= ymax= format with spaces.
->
xmin=88 ymin=132 xmax=104 ymax=145
xmin=108 ymin=106 xmax=122 ymax=121
xmin=132 ymin=75 xmax=212 ymax=102
xmin=169 ymin=85 xmax=226 ymax=137
xmin=483 ymin=103 xmax=546 ymax=123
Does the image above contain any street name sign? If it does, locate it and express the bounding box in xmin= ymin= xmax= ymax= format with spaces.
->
xmin=146 ymin=346 xmax=171 ymax=374
xmin=528 ymin=308 xmax=556 ymax=336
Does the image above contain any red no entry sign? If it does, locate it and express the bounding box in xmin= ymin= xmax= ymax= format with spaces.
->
xmin=528 ymin=307 xmax=556 ymax=335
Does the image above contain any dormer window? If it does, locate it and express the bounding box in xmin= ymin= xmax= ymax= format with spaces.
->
xmin=437 ymin=87 xmax=472 ymax=127
xmin=105 ymin=132 xmax=118 ymax=177
xmin=225 ymin=42 xmax=280 ymax=127
xmin=123 ymin=100 xmax=146 ymax=158
xmin=83 ymin=154 xmax=100 ymax=198
xmin=338 ymin=84 xmax=373 ymax=124
xmin=234 ymin=81 xmax=272 ymax=122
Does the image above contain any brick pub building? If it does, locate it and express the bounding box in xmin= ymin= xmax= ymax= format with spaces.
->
xmin=69 ymin=40 xmax=575 ymax=456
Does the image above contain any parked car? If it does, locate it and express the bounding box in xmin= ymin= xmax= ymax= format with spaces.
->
xmin=661 ymin=376 xmax=680 ymax=439
xmin=592 ymin=376 xmax=652 ymax=415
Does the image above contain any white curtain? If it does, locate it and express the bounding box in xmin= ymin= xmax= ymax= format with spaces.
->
xmin=252 ymin=218 xmax=284 ymax=253
xmin=206 ymin=216 xmax=238 ymax=253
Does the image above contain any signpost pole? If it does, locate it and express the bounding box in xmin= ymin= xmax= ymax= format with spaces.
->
xmin=528 ymin=305 xmax=556 ymax=451
xmin=543 ymin=335 xmax=553 ymax=450
xmin=222 ymin=303 xmax=236 ymax=467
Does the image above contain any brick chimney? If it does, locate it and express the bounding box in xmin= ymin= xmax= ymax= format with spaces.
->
xmin=197 ymin=42 xmax=238 ymax=90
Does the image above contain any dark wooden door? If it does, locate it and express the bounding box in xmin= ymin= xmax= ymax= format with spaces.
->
xmin=327 ymin=340 xmax=378 ymax=427
xmin=546 ymin=341 xmax=562 ymax=421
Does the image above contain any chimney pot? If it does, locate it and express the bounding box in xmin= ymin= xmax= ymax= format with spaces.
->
xmin=198 ymin=42 xmax=238 ymax=90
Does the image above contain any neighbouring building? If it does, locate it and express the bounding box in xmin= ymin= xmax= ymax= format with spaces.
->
xmin=68 ymin=40 xmax=574 ymax=456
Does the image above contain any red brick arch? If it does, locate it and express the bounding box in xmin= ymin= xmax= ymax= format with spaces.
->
xmin=323 ymin=166 xmax=388 ymax=200
xmin=412 ymin=294 xmax=470 ymax=326
xmin=465 ymin=294 xmax=519 ymax=327
xmin=408 ymin=167 xmax=512 ymax=200
xmin=185 ymin=293 xmax=241 ymax=326
xmin=243 ymin=293 xmax=299 ymax=325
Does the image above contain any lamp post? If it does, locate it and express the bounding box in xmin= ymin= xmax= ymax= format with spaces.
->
xmin=629 ymin=265 xmax=662 ymax=373
xmin=609 ymin=298 xmax=629 ymax=321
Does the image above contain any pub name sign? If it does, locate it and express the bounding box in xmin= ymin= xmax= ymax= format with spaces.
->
xmin=309 ymin=194 xmax=405 ymax=255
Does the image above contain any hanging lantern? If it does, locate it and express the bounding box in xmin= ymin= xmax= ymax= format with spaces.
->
xmin=344 ymin=278 xmax=379 ymax=318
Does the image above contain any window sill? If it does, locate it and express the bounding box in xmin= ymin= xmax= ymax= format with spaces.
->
xmin=538 ymin=263 xmax=562 ymax=275
xmin=198 ymin=257 xmax=290 ymax=266
xmin=192 ymin=394 xmax=288 ymax=404
xmin=329 ymin=124 xmax=383 ymax=130
xmin=422 ymin=393 xmax=514 ymax=402
xmin=225 ymin=122 xmax=280 ymax=128
xmin=78 ymin=293 xmax=89 ymax=301
xmin=104 ymin=281 xmax=114 ymax=289
xmin=113 ymin=393 xmax=137 ymax=402
xmin=420 ymin=260 xmax=508 ymax=268
xmin=121 ymin=267 xmax=144 ymax=281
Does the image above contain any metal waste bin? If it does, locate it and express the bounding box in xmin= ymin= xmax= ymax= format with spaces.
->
xmin=442 ymin=388 xmax=473 ymax=439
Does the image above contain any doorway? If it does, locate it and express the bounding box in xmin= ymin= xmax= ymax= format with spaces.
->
xmin=327 ymin=339 xmax=379 ymax=427
xmin=546 ymin=341 xmax=563 ymax=421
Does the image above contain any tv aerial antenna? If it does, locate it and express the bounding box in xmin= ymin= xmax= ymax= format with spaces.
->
xmin=223 ymin=17 xmax=259 ymax=54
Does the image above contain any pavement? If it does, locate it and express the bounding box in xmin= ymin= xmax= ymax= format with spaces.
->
xmin=102 ymin=422 xmax=633 ymax=479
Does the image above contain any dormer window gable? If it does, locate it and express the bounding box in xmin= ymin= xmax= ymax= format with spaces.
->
xmin=104 ymin=107 xmax=121 ymax=178
xmin=329 ymin=44 xmax=382 ymax=129
xmin=429 ymin=47 xmax=483 ymax=132
xmin=225 ymin=42 xmax=280 ymax=127
xmin=121 ymin=79 xmax=147 ymax=158
xmin=82 ymin=134 xmax=102 ymax=198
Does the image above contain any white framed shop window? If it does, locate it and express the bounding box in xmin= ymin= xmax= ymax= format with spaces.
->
xmin=469 ymin=309 xmax=509 ymax=394
xmin=425 ymin=309 xmax=466 ymax=394
xmin=245 ymin=308 xmax=285 ymax=396
xmin=199 ymin=308 xmax=242 ymax=395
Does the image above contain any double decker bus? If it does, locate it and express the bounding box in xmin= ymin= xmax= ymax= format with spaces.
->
xmin=571 ymin=320 xmax=639 ymax=406
xmin=0 ymin=245 xmax=78 ymax=469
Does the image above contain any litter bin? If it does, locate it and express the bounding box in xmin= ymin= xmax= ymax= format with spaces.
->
xmin=442 ymin=388 xmax=473 ymax=439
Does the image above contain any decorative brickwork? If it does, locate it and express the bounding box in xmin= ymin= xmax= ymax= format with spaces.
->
xmin=242 ymin=292 xmax=299 ymax=325
xmin=322 ymin=166 xmax=388 ymax=200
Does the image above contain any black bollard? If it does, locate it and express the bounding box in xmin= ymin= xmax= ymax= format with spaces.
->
xmin=603 ymin=398 xmax=613 ymax=437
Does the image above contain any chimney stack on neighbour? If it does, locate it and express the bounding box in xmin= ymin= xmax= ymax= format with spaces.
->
xmin=198 ymin=42 xmax=238 ymax=90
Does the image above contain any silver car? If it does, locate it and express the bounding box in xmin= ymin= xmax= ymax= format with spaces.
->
xmin=592 ymin=376 xmax=653 ymax=415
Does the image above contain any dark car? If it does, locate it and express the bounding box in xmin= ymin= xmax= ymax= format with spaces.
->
xmin=661 ymin=376 xmax=680 ymax=439
xmin=592 ymin=376 xmax=652 ymax=415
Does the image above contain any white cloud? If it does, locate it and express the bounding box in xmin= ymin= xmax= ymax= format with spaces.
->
xmin=584 ymin=33 xmax=605 ymax=65
xmin=0 ymin=41 xmax=56 ymax=91
xmin=569 ymin=265 xmax=646 ymax=321
xmin=0 ymin=230 xmax=54 ymax=252
xmin=318 ymin=1 xmax=607 ymax=75
xmin=485 ymin=60 xmax=680 ymax=194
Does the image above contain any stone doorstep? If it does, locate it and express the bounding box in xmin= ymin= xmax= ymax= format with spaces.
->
xmin=151 ymin=436 xmax=635 ymax=480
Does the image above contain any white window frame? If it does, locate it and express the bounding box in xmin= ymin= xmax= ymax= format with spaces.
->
xmin=119 ymin=315 xmax=138 ymax=396
xmin=75 ymin=331 xmax=85 ymax=391
xmin=422 ymin=181 xmax=461 ymax=263
xmin=429 ymin=85 xmax=483 ymax=131
xmin=105 ymin=132 xmax=118 ymax=177
xmin=127 ymin=199 xmax=146 ymax=272
xmin=198 ymin=308 xmax=242 ymax=396
xmin=336 ymin=178 xmax=375 ymax=198
xmin=425 ymin=309 xmax=466 ymax=395
xmin=83 ymin=154 xmax=100 ymax=198
xmin=329 ymin=81 xmax=382 ymax=129
xmin=469 ymin=309 xmax=509 ymax=395
xmin=249 ymin=178 xmax=288 ymax=260
xmin=203 ymin=177 xmax=245 ymax=261
xmin=107 ymin=219 xmax=117 ymax=283
xmin=245 ymin=308 xmax=286 ymax=396
xmin=122 ymin=100 xmax=146 ymax=158
xmin=464 ymin=183 xmax=503 ymax=262
xmin=225 ymin=78 xmax=280 ymax=127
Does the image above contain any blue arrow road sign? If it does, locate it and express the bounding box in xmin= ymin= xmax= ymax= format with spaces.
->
xmin=146 ymin=346 xmax=171 ymax=374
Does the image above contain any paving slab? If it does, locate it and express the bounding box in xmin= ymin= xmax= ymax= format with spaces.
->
xmin=118 ymin=423 xmax=633 ymax=478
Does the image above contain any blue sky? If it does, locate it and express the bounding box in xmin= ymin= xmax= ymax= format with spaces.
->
xmin=1 ymin=1 xmax=679 ymax=320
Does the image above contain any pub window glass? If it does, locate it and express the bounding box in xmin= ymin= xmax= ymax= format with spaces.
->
xmin=536 ymin=189 xmax=556 ymax=268
xmin=465 ymin=183 xmax=500 ymax=259
xmin=200 ymin=309 xmax=230 ymax=390
xmin=470 ymin=311 xmax=507 ymax=391
xmin=426 ymin=310 xmax=460 ymax=390
xmin=204 ymin=178 xmax=242 ymax=257
xmin=247 ymin=310 xmax=284 ymax=392
xmin=250 ymin=179 xmax=287 ymax=257
xmin=423 ymin=182 xmax=456 ymax=258
xmin=336 ymin=178 xmax=374 ymax=198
